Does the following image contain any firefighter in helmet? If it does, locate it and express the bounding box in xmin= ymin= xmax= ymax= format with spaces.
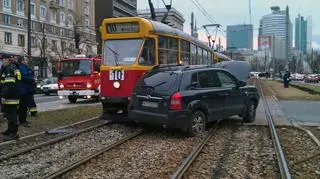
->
xmin=1 ymin=55 xmax=21 ymax=141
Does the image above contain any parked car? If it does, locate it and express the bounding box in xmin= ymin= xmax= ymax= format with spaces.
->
xmin=304 ymin=74 xmax=319 ymax=83
xmin=128 ymin=65 xmax=260 ymax=136
xmin=290 ymin=73 xmax=305 ymax=81
xmin=39 ymin=77 xmax=58 ymax=95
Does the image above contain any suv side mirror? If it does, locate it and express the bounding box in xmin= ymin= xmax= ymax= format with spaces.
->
xmin=239 ymin=80 xmax=247 ymax=87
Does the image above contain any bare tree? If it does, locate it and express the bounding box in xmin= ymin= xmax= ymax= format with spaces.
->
xmin=70 ymin=11 xmax=95 ymax=54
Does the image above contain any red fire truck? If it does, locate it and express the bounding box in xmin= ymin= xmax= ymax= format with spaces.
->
xmin=57 ymin=54 xmax=102 ymax=103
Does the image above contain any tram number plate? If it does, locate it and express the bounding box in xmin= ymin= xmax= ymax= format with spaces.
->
xmin=141 ymin=101 xmax=158 ymax=108
xmin=109 ymin=70 xmax=124 ymax=81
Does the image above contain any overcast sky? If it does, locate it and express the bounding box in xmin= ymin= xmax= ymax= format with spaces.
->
xmin=137 ymin=0 xmax=320 ymax=49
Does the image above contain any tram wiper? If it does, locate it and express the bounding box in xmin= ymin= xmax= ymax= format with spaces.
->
xmin=106 ymin=45 xmax=119 ymax=66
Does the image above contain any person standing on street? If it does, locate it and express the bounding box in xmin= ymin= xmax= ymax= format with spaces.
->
xmin=18 ymin=57 xmax=35 ymax=127
xmin=26 ymin=56 xmax=37 ymax=117
xmin=0 ymin=55 xmax=21 ymax=141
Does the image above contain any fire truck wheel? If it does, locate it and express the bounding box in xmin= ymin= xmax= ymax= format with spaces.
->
xmin=68 ymin=96 xmax=78 ymax=103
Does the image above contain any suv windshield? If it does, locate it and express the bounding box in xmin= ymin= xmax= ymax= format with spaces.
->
xmin=103 ymin=39 xmax=143 ymax=66
xmin=139 ymin=71 xmax=178 ymax=92
xmin=61 ymin=59 xmax=92 ymax=76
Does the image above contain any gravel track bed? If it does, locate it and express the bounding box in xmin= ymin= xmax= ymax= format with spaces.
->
xmin=0 ymin=118 xmax=104 ymax=156
xmin=278 ymin=127 xmax=320 ymax=178
xmin=62 ymin=129 xmax=204 ymax=178
xmin=185 ymin=125 xmax=277 ymax=178
xmin=304 ymin=126 xmax=320 ymax=140
xmin=0 ymin=123 xmax=137 ymax=178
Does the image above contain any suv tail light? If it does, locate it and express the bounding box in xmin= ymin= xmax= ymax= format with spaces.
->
xmin=170 ymin=92 xmax=182 ymax=110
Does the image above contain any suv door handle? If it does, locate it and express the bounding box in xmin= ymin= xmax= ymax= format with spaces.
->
xmin=218 ymin=92 xmax=229 ymax=96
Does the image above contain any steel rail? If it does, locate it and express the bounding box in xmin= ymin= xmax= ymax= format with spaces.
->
xmin=44 ymin=129 xmax=144 ymax=179
xmin=170 ymin=121 xmax=221 ymax=179
xmin=0 ymin=116 xmax=100 ymax=147
xmin=257 ymin=79 xmax=291 ymax=179
xmin=0 ymin=120 xmax=110 ymax=162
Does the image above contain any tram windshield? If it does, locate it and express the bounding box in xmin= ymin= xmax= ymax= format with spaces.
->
xmin=103 ymin=39 xmax=143 ymax=66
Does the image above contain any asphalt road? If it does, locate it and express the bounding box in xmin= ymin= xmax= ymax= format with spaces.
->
xmin=34 ymin=94 xmax=100 ymax=112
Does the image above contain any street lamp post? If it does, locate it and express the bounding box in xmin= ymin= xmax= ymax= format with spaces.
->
xmin=27 ymin=0 xmax=31 ymax=58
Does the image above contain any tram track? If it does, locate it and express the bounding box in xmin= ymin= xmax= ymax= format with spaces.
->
xmin=0 ymin=116 xmax=100 ymax=147
xmin=169 ymin=79 xmax=291 ymax=178
xmin=0 ymin=122 xmax=139 ymax=178
xmin=256 ymin=79 xmax=292 ymax=178
xmin=0 ymin=117 xmax=108 ymax=160
xmin=258 ymin=79 xmax=320 ymax=178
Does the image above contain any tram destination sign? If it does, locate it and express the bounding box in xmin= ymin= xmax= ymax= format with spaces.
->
xmin=106 ymin=22 xmax=139 ymax=34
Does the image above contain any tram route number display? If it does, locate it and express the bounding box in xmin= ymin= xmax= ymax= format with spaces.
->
xmin=106 ymin=22 xmax=139 ymax=34
xmin=109 ymin=70 xmax=124 ymax=81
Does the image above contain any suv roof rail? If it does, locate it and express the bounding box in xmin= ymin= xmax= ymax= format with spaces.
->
xmin=151 ymin=64 xmax=184 ymax=70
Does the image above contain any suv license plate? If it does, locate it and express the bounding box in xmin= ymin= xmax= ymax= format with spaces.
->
xmin=142 ymin=101 xmax=158 ymax=108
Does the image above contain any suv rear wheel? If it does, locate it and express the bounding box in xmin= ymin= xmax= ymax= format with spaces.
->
xmin=187 ymin=110 xmax=206 ymax=137
xmin=243 ymin=100 xmax=257 ymax=123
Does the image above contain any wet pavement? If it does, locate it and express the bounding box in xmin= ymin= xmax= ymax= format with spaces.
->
xmin=279 ymin=100 xmax=320 ymax=125
xmin=34 ymin=94 xmax=100 ymax=112
xmin=223 ymin=96 xmax=291 ymax=126
xmin=37 ymin=98 xmax=100 ymax=112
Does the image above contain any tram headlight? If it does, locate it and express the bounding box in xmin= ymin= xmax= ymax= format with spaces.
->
xmin=113 ymin=81 xmax=120 ymax=89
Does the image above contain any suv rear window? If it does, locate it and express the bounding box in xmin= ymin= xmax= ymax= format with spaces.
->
xmin=139 ymin=71 xmax=178 ymax=92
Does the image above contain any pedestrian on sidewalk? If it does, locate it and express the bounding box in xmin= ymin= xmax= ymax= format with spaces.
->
xmin=283 ymin=71 xmax=291 ymax=88
xmin=17 ymin=57 xmax=36 ymax=127
xmin=0 ymin=55 xmax=21 ymax=141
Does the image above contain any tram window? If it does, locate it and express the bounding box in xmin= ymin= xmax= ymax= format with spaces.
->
xmin=197 ymin=47 xmax=202 ymax=65
xmin=202 ymin=51 xmax=209 ymax=65
xmin=217 ymin=71 xmax=237 ymax=88
xmin=191 ymin=44 xmax=197 ymax=65
xmin=158 ymin=36 xmax=178 ymax=64
xmin=198 ymin=70 xmax=221 ymax=88
xmin=139 ymin=38 xmax=155 ymax=66
xmin=181 ymin=40 xmax=190 ymax=64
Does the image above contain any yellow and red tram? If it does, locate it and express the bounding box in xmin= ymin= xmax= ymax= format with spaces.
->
xmin=99 ymin=17 xmax=230 ymax=116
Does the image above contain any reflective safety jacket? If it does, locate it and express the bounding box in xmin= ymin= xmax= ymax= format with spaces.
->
xmin=0 ymin=64 xmax=21 ymax=105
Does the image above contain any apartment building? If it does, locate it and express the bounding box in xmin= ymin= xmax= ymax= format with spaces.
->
xmin=0 ymin=0 xmax=96 ymax=77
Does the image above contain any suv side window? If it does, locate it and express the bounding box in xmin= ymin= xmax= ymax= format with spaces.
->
xmin=217 ymin=71 xmax=237 ymax=88
xmin=198 ymin=70 xmax=220 ymax=88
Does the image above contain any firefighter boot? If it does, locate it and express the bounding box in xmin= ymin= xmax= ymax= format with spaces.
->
xmin=1 ymin=125 xmax=11 ymax=135
xmin=3 ymin=124 xmax=19 ymax=141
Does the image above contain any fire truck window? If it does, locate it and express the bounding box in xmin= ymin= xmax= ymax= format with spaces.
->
xmin=139 ymin=38 xmax=155 ymax=66
xmin=94 ymin=61 xmax=101 ymax=72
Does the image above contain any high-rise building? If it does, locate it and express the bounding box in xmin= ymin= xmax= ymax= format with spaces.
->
xmin=306 ymin=16 xmax=312 ymax=53
xmin=0 ymin=0 xmax=96 ymax=77
xmin=137 ymin=8 xmax=185 ymax=30
xmin=295 ymin=14 xmax=307 ymax=53
xmin=95 ymin=0 xmax=137 ymax=54
xmin=259 ymin=6 xmax=293 ymax=60
xmin=226 ymin=24 xmax=253 ymax=50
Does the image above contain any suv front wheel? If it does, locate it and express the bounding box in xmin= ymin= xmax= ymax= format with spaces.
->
xmin=187 ymin=110 xmax=206 ymax=137
xmin=243 ymin=100 xmax=257 ymax=123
